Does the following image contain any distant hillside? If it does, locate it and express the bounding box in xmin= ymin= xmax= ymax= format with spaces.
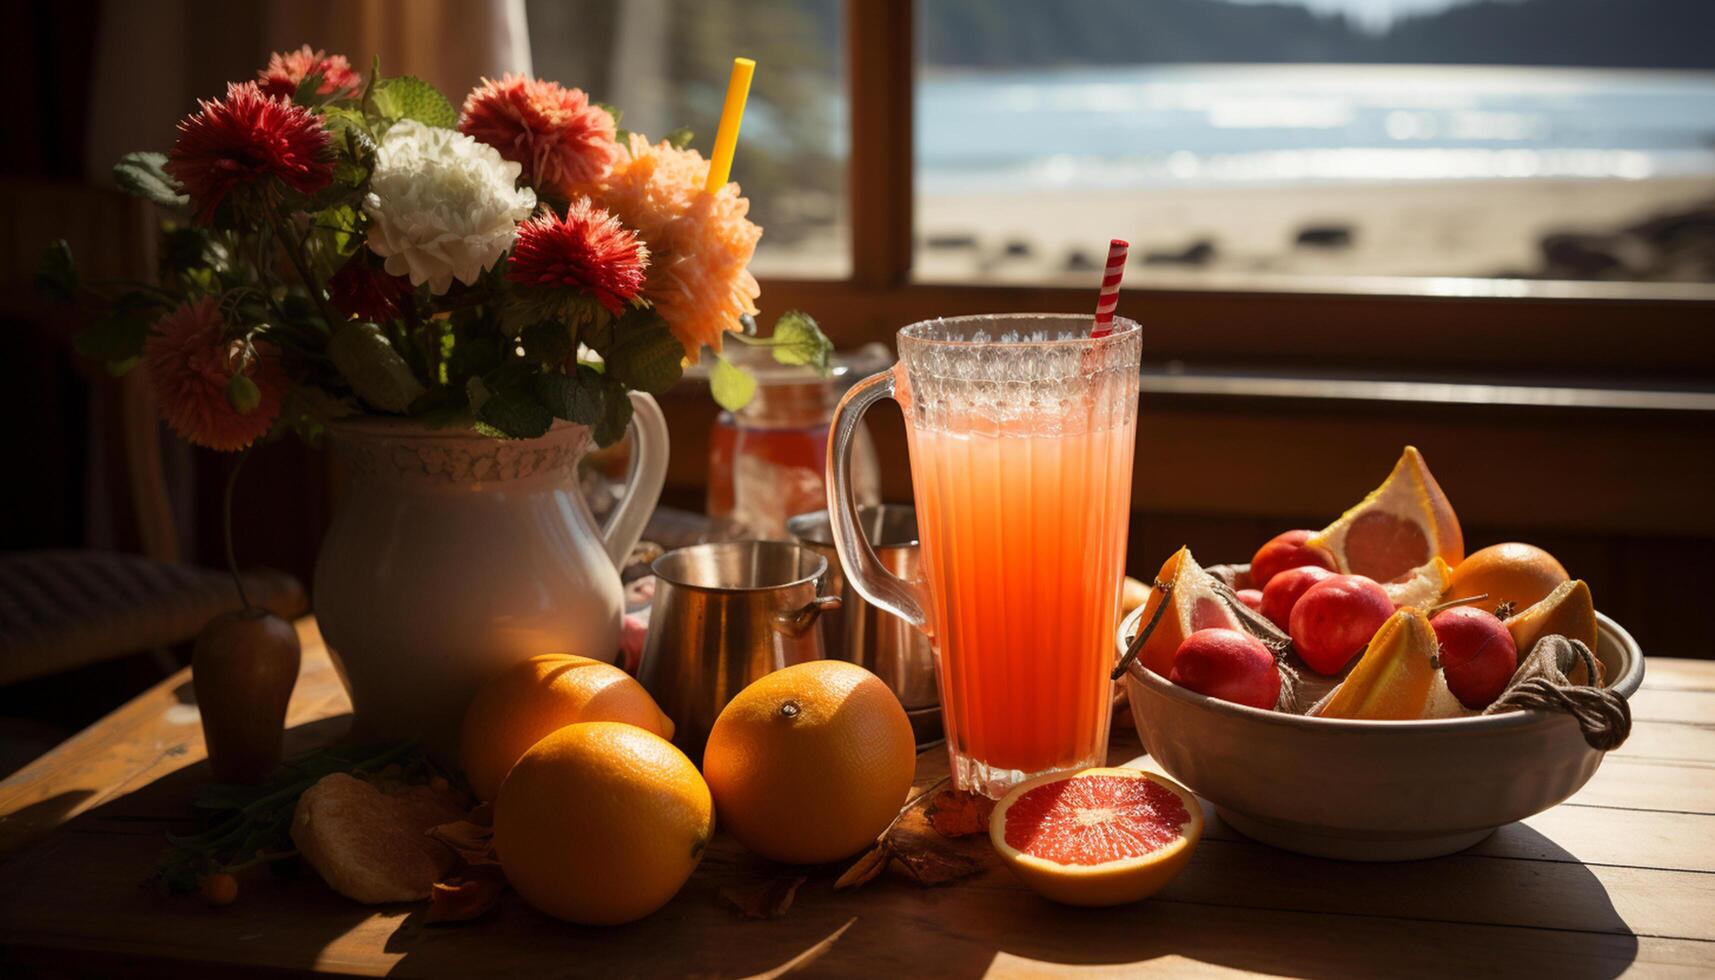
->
xmin=921 ymin=0 xmax=1715 ymax=70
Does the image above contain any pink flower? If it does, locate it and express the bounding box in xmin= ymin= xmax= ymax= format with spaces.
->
xmin=507 ymin=199 xmax=648 ymax=316
xmin=259 ymin=46 xmax=362 ymax=100
xmin=146 ymin=298 xmax=288 ymax=451
xmin=164 ymin=82 xmax=334 ymax=223
xmin=459 ymin=74 xmax=620 ymax=199
xmin=590 ymin=134 xmax=761 ymax=358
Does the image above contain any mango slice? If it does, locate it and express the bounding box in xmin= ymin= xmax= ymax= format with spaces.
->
xmin=1317 ymin=608 xmax=1439 ymax=720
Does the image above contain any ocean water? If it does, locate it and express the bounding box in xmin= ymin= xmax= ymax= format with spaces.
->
xmin=916 ymin=64 xmax=1715 ymax=192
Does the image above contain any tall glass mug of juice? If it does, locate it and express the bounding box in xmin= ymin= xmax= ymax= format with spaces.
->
xmin=826 ymin=314 xmax=1141 ymax=797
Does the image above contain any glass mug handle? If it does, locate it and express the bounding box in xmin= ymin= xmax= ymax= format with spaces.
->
xmin=825 ymin=367 xmax=932 ymax=635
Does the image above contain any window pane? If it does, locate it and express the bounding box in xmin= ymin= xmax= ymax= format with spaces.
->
xmin=527 ymin=0 xmax=847 ymax=277
xmin=915 ymin=0 xmax=1715 ymax=285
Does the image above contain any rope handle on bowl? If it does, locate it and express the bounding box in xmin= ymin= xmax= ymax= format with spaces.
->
xmin=1112 ymin=580 xmax=1172 ymax=681
xmin=1485 ymin=636 xmax=1632 ymax=751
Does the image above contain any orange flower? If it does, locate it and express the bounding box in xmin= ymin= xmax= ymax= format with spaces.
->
xmin=591 ymin=134 xmax=761 ymax=359
xmin=146 ymin=298 xmax=288 ymax=451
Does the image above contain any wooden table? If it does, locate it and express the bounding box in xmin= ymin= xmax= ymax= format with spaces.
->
xmin=1 ymin=618 xmax=1711 ymax=977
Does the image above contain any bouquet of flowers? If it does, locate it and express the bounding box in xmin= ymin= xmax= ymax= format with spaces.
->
xmin=41 ymin=46 xmax=829 ymax=451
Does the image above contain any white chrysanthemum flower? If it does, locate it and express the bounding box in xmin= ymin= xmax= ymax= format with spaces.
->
xmin=363 ymin=119 xmax=537 ymax=294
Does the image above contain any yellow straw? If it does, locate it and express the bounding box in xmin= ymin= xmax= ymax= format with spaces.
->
xmin=705 ymin=57 xmax=756 ymax=192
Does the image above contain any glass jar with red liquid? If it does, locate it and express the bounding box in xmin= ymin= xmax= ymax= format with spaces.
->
xmin=705 ymin=344 xmax=887 ymax=538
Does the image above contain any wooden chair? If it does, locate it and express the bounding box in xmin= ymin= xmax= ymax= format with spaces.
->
xmin=0 ymin=177 xmax=306 ymax=688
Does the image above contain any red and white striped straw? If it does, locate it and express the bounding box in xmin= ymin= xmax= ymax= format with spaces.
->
xmin=1090 ymin=238 xmax=1130 ymax=337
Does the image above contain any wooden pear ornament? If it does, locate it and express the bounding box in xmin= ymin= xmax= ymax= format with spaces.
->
xmin=194 ymin=452 xmax=300 ymax=784
xmin=193 ymin=606 xmax=300 ymax=783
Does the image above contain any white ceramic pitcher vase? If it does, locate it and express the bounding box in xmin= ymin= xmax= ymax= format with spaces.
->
xmin=313 ymin=394 xmax=668 ymax=753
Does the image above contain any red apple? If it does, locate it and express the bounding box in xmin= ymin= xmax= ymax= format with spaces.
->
xmin=1431 ymin=606 xmax=1518 ymax=709
xmin=1289 ymin=574 xmax=1394 ymax=675
xmin=1235 ymin=588 xmax=1264 ymax=613
xmin=1260 ymin=564 xmax=1336 ymax=631
xmin=1169 ymin=628 xmax=1281 ymax=710
xmin=1249 ymin=529 xmax=1337 ymax=589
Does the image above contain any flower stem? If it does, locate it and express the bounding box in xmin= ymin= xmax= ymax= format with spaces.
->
xmin=224 ymin=449 xmax=252 ymax=610
xmin=270 ymin=213 xmax=341 ymax=333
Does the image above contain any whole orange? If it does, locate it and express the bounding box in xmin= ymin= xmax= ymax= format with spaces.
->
xmin=702 ymin=660 xmax=915 ymax=866
xmin=494 ymin=722 xmax=713 ymax=926
xmin=1445 ymin=542 xmax=1570 ymax=615
xmin=460 ymin=654 xmax=674 ymax=801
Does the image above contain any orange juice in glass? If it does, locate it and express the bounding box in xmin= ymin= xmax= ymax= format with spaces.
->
xmin=826 ymin=314 xmax=1141 ymax=797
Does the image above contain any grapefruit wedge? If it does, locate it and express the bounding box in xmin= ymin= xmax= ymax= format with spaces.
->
xmin=1383 ymin=556 xmax=1452 ymax=609
xmin=990 ymin=768 xmax=1202 ymax=907
xmin=1505 ymin=579 xmax=1602 ymax=686
xmin=1314 ymin=607 xmax=1465 ymax=720
xmin=1307 ymin=446 xmax=1464 ymax=584
xmin=1133 ymin=547 xmax=1243 ymax=677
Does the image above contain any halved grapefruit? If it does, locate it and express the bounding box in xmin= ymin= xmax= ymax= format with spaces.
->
xmin=1307 ymin=446 xmax=1464 ymax=585
xmin=989 ymin=768 xmax=1202 ymax=907
xmin=1133 ymin=547 xmax=1243 ymax=677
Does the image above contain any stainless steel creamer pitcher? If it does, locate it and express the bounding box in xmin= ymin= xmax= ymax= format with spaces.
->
xmin=637 ymin=540 xmax=840 ymax=761
xmin=787 ymin=505 xmax=941 ymax=745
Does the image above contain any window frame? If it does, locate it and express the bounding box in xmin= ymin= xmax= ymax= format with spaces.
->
xmin=762 ymin=0 xmax=1715 ymax=384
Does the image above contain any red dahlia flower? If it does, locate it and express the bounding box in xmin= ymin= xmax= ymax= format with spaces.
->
xmin=459 ymin=75 xmax=620 ymax=199
xmin=507 ymin=199 xmax=648 ymax=316
xmin=328 ymin=255 xmax=414 ymax=323
xmin=165 ymin=82 xmax=334 ymax=223
xmin=258 ymin=46 xmax=362 ymax=100
xmin=146 ymin=298 xmax=288 ymax=451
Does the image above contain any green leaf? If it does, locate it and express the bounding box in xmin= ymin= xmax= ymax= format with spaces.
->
xmin=532 ymin=365 xmax=604 ymax=425
xmin=73 ymin=291 xmax=158 ymax=365
xmin=593 ymin=374 xmax=633 ymax=447
xmin=292 ymin=71 xmax=329 ymax=108
xmin=605 ymin=309 xmax=684 ymax=395
xmin=113 ymin=151 xmax=186 ymax=209
xmin=709 ymin=353 xmax=757 ymax=411
xmin=446 ymin=334 xmax=502 ymax=383
xmin=328 ymin=320 xmax=427 ymax=413
xmin=159 ymin=226 xmax=225 ymax=277
xmin=476 ymin=383 xmax=553 ymax=439
xmin=666 ymin=127 xmax=695 ymax=150
xmin=768 ymin=310 xmax=833 ymax=373
xmin=520 ymin=321 xmax=574 ymax=366
xmin=35 ymin=240 xmax=76 ymax=302
xmin=371 ymin=76 xmax=457 ymax=128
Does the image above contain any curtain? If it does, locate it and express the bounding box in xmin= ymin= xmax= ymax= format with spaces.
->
xmin=85 ymin=0 xmax=533 ymax=179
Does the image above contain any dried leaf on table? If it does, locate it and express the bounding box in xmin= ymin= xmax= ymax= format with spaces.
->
xmin=834 ymin=840 xmax=893 ymax=890
xmin=891 ymin=843 xmax=984 ymax=886
xmin=427 ymin=820 xmax=497 ymax=865
xmin=425 ymin=864 xmax=507 ymax=925
xmin=835 ymin=776 xmax=987 ymax=890
xmin=924 ymin=790 xmax=995 ymax=838
xmin=720 ymin=874 xmax=808 ymax=920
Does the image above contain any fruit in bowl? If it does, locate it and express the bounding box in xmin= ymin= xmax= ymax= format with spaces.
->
xmin=1168 ymin=629 xmax=1280 ymax=710
xmin=1289 ymin=574 xmax=1394 ymax=676
xmin=1137 ymin=446 xmax=1616 ymax=722
xmin=1114 ymin=445 xmax=1644 ymax=860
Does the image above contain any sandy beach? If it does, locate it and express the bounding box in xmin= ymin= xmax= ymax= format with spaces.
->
xmin=911 ymin=176 xmax=1715 ymax=284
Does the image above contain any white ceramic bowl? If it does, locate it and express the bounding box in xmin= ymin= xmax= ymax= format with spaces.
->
xmin=1116 ymin=604 xmax=1645 ymax=861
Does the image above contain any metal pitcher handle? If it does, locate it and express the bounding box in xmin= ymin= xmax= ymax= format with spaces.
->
xmin=825 ymin=366 xmax=931 ymax=635
xmin=600 ymin=391 xmax=669 ymax=568
xmin=776 ymin=594 xmax=841 ymax=639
